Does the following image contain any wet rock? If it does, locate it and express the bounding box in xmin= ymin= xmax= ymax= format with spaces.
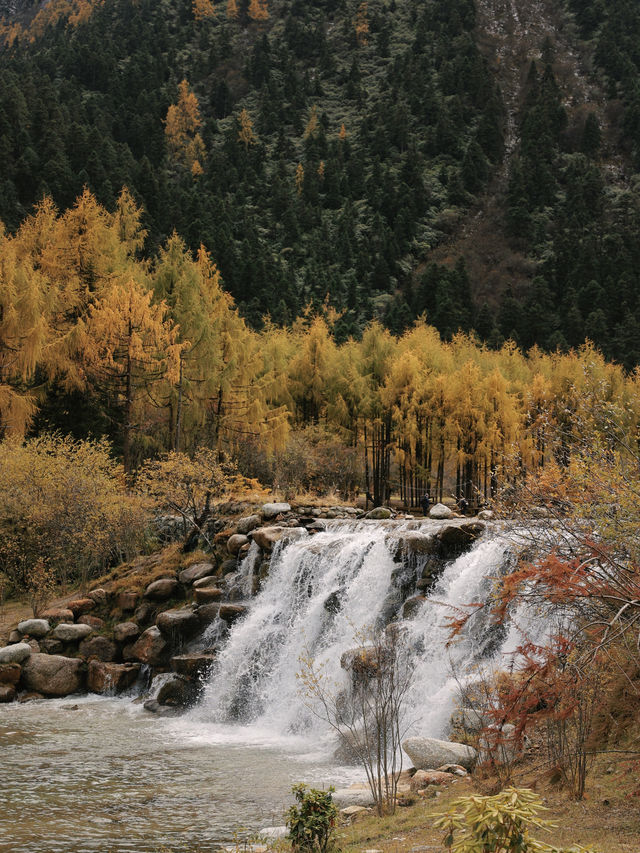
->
xmin=409 ymin=770 xmax=454 ymax=790
xmin=78 ymin=615 xmax=105 ymax=630
xmin=478 ymin=510 xmax=494 ymax=520
xmin=196 ymin=603 xmax=221 ymax=625
xmin=261 ymin=502 xmax=291 ymax=519
xmin=128 ymin=626 xmax=169 ymax=666
xmin=402 ymin=596 xmax=426 ymax=619
xmin=79 ymin=635 xmax=117 ymax=662
xmin=340 ymin=646 xmax=390 ymax=679
xmin=194 ymin=587 xmax=224 ymax=604
xmin=393 ymin=533 xmax=435 ymax=560
xmin=324 ymin=590 xmax=341 ymax=614
xmin=142 ymin=699 xmax=182 ymax=717
xmin=88 ymin=660 xmax=140 ymax=694
xmin=134 ymin=601 xmax=156 ymax=626
xmin=227 ymin=533 xmax=249 ymax=555
xmin=144 ymin=577 xmax=179 ymax=601
xmin=18 ymin=691 xmax=44 ymax=702
xmin=251 ymin=526 xmax=286 ymax=551
xmin=116 ymin=591 xmax=139 ymax=612
xmin=41 ymin=608 xmax=74 ymax=624
xmin=113 ymin=621 xmax=140 ymax=644
xmin=88 ymin=588 xmax=108 ymax=606
xmin=220 ymin=558 xmax=238 ymax=575
xmin=51 ymin=623 xmax=93 ymax=642
xmin=429 ymin=503 xmax=454 ymax=520
xmin=156 ymin=674 xmax=198 ymax=707
xmin=21 ymin=653 xmax=84 ymax=696
xmin=436 ymin=523 xmax=484 ymax=555
xmin=170 ymin=653 xmax=216 ymax=680
xmin=305 ymin=520 xmax=327 ymax=532
xmin=365 ymin=506 xmax=392 ymax=519
xmin=40 ymin=639 xmax=64 ymax=655
xmin=67 ymin=598 xmax=95 ymax=618
xmin=179 ymin=562 xmax=216 ymax=585
xmin=0 ymin=643 xmax=32 ymax=664
xmin=236 ymin=514 xmax=261 ymax=534
xmin=219 ymin=604 xmax=246 ymax=624
xmin=17 ymin=619 xmax=50 ymax=638
xmin=192 ymin=575 xmax=220 ymax=589
xmin=156 ymin=608 xmax=199 ymax=639
xmin=402 ymin=737 xmax=477 ymax=771
xmin=0 ymin=685 xmax=16 ymax=702
xmin=0 ymin=663 xmax=21 ymax=685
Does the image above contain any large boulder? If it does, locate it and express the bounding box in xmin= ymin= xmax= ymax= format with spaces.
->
xmin=156 ymin=675 xmax=198 ymax=707
xmin=331 ymin=787 xmax=376 ymax=808
xmin=144 ymin=577 xmax=179 ymax=600
xmin=17 ymin=619 xmax=50 ymax=638
xmin=436 ymin=522 xmax=484 ymax=555
xmin=0 ymin=642 xmax=32 ymax=664
xmin=227 ymin=533 xmax=249 ymax=555
xmin=113 ymin=621 xmax=140 ymax=644
xmin=196 ymin=603 xmax=221 ymax=625
xmin=40 ymin=639 xmax=64 ymax=655
xmin=41 ymin=608 xmax=74 ymax=624
xmin=251 ymin=526 xmax=286 ymax=551
xmin=402 ymin=736 xmax=477 ymax=771
xmin=194 ymin=587 xmax=224 ymax=604
xmin=116 ymin=591 xmax=139 ymax=612
xmin=0 ymin=685 xmax=16 ymax=703
xmin=409 ymin=769 xmax=454 ymax=790
xmin=261 ymin=502 xmax=291 ymax=519
xmin=21 ymin=654 xmax=84 ymax=696
xmin=78 ymin=615 xmax=105 ymax=631
xmin=79 ymin=635 xmax=117 ymax=662
xmin=52 ymin=623 xmax=93 ymax=643
xmin=179 ymin=562 xmax=215 ymax=585
xmin=237 ymin=514 xmax=261 ymax=535
xmin=87 ymin=588 xmax=108 ymax=606
xmin=88 ymin=660 xmax=141 ymax=694
xmin=171 ymin=653 xmax=216 ymax=680
xmin=128 ymin=626 xmax=169 ymax=666
xmin=365 ymin=506 xmax=392 ymax=520
xmin=402 ymin=595 xmax=426 ymax=620
xmin=156 ymin=608 xmax=199 ymax=639
xmin=67 ymin=598 xmax=95 ymax=618
xmin=429 ymin=503 xmax=454 ymax=520
xmin=193 ymin=575 xmax=221 ymax=589
xmin=219 ymin=604 xmax=246 ymax=624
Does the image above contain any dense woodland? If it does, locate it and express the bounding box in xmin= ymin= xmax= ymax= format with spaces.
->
xmin=2 ymin=0 xmax=640 ymax=501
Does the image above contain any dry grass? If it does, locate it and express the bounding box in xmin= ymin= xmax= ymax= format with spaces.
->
xmin=94 ymin=545 xmax=213 ymax=595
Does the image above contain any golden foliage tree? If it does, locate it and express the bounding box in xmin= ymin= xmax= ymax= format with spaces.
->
xmin=237 ymin=108 xmax=257 ymax=149
xmin=353 ymin=1 xmax=369 ymax=46
xmin=165 ymin=79 xmax=206 ymax=176
xmin=193 ymin=0 xmax=216 ymax=19
xmin=226 ymin=0 xmax=239 ymax=19
xmin=248 ymin=0 xmax=269 ymax=21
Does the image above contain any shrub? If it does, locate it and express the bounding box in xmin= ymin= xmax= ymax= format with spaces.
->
xmin=434 ymin=787 xmax=596 ymax=853
xmin=0 ymin=433 xmax=147 ymax=591
xmin=286 ymin=784 xmax=337 ymax=853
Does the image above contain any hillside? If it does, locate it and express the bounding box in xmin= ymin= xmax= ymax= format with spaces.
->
xmin=0 ymin=0 xmax=639 ymax=361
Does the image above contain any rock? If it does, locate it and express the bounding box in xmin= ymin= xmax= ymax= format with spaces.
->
xmin=429 ymin=503 xmax=454 ymax=520
xmin=219 ymin=604 xmax=246 ymax=623
xmin=436 ymin=523 xmax=484 ymax=554
xmin=341 ymin=646 xmax=390 ymax=679
xmin=156 ymin=675 xmax=198 ymax=707
xmin=79 ymin=635 xmax=117 ymax=662
xmin=340 ymin=806 xmax=370 ymax=818
xmin=332 ymin=787 xmax=376 ymax=808
xmin=129 ymin=626 xmax=169 ymax=666
xmin=88 ymin=588 xmax=108 ymax=606
xmin=365 ymin=506 xmax=392 ymax=519
xmin=134 ymin=601 xmax=156 ymax=625
xmin=0 ymin=642 xmax=32 ymax=664
xmin=18 ymin=691 xmax=44 ymax=702
xmin=0 ymin=685 xmax=16 ymax=702
xmin=170 ymin=653 xmax=216 ymax=680
xmin=478 ymin=510 xmax=494 ymax=520
xmin=251 ymin=525 xmax=286 ymax=551
xmin=258 ymin=827 xmax=288 ymax=840
xmin=51 ymin=623 xmax=93 ymax=642
xmin=237 ymin=514 xmax=261 ymax=534
xmin=17 ymin=619 xmax=50 ymax=638
xmin=306 ymin=520 xmax=327 ymax=532
xmin=0 ymin=663 xmax=21 ymax=685
xmin=41 ymin=608 xmax=74 ymax=624
xmin=26 ymin=639 xmax=41 ymax=653
xmin=402 ymin=596 xmax=426 ymax=619
xmin=78 ymin=615 xmax=105 ymax=630
xmin=478 ymin=724 xmax=522 ymax=765
xmin=116 ymin=591 xmax=139 ymax=612
xmin=142 ymin=699 xmax=182 ymax=717
xmin=88 ymin=660 xmax=140 ymax=694
xmin=436 ymin=764 xmax=467 ymax=776
xmin=409 ymin=770 xmax=454 ymax=791
xmin=144 ymin=577 xmax=179 ymax=601
xmin=192 ymin=575 xmax=221 ymax=589
xmin=156 ymin=608 xmax=199 ymax=639
xmin=402 ymin=737 xmax=477 ymax=771
xmin=261 ymin=502 xmax=291 ymax=519
xmin=196 ymin=603 xmax=221 ymax=625
xmin=40 ymin=639 xmax=64 ymax=655
xmin=393 ymin=533 xmax=436 ymax=559
xmin=21 ymin=654 xmax=84 ymax=696
xmin=450 ymin=707 xmax=491 ymax=734
xmin=8 ymin=630 xmax=21 ymax=643
xmin=67 ymin=598 xmax=95 ymax=617
xmin=194 ymin=587 xmax=224 ymax=604
xmin=227 ymin=533 xmax=249 ymax=555
xmin=113 ymin=621 xmax=140 ymax=644
xmin=179 ymin=562 xmax=216 ymax=585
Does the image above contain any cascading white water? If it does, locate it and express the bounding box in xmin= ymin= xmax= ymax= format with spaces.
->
xmin=194 ymin=519 xmax=518 ymax=748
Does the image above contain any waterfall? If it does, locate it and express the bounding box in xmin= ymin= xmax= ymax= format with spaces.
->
xmin=194 ymin=520 xmax=518 ymax=747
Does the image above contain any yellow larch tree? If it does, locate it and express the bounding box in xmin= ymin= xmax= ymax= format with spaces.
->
xmin=305 ymin=105 xmax=319 ymax=140
xmin=193 ymin=0 xmax=216 ymax=20
xmin=248 ymin=0 xmax=269 ymax=21
xmin=165 ymin=79 xmax=206 ymax=176
xmin=295 ymin=162 xmax=305 ymax=195
xmin=226 ymin=0 xmax=239 ymax=19
xmin=353 ymin=1 xmax=369 ymax=46
xmin=237 ymin=108 xmax=257 ymax=149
